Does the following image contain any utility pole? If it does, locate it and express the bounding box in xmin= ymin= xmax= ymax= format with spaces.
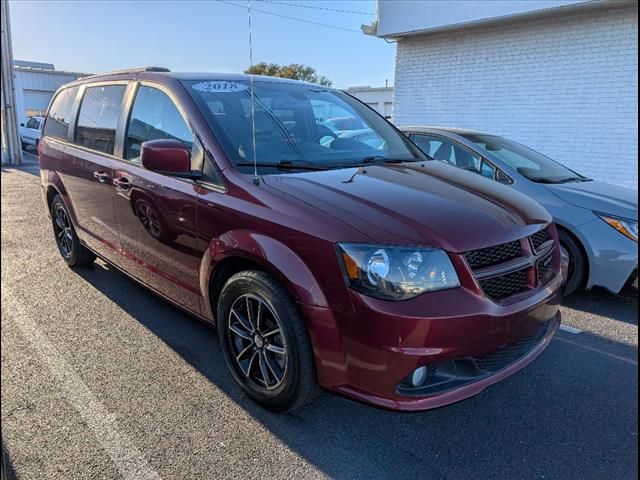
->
xmin=1 ymin=0 xmax=23 ymax=166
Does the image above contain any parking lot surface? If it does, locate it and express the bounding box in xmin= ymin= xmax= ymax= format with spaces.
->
xmin=2 ymin=155 xmax=638 ymax=479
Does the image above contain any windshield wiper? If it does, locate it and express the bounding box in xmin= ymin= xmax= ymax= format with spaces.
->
xmin=557 ymin=176 xmax=592 ymax=183
xmin=236 ymin=160 xmax=327 ymax=171
xmin=529 ymin=175 xmax=582 ymax=184
xmin=545 ymin=176 xmax=592 ymax=184
xmin=359 ymin=155 xmax=418 ymax=165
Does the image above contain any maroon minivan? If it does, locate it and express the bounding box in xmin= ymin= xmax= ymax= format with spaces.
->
xmin=39 ymin=68 xmax=564 ymax=411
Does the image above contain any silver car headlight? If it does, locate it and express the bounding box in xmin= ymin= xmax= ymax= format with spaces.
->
xmin=337 ymin=243 xmax=460 ymax=300
xmin=596 ymin=213 xmax=638 ymax=242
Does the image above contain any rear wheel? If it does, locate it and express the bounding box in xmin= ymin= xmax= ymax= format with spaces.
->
xmin=50 ymin=195 xmax=96 ymax=267
xmin=558 ymin=229 xmax=586 ymax=296
xmin=217 ymin=270 xmax=319 ymax=411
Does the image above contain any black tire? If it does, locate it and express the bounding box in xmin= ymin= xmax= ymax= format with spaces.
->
xmin=50 ymin=195 xmax=96 ymax=268
xmin=217 ymin=270 xmax=319 ymax=411
xmin=21 ymin=140 xmax=27 ymax=151
xmin=558 ymin=229 xmax=586 ymax=296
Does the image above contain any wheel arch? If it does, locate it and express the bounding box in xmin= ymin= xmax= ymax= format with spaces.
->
xmin=554 ymin=222 xmax=592 ymax=289
xmin=199 ymin=231 xmax=330 ymax=323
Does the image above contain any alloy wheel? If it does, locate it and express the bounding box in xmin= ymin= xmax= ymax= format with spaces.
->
xmin=53 ymin=205 xmax=74 ymax=258
xmin=227 ymin=294 xmax=288 ymax=390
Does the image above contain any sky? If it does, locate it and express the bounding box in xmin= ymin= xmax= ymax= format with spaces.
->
xmin=8 ymin=0 xmax=396 ymax=89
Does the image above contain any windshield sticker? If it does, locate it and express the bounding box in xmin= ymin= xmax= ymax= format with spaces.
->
xmin=192 ymin=81 xmax=248 ymax=93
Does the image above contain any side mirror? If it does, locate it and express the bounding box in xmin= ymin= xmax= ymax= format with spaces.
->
xmin=141 ymin=139 xmax=191 ymax=174
xmin=20 ymin=123 xmax=25 ymax=127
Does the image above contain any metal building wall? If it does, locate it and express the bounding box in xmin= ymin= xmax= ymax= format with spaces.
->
xmin=14 ymin=68 xmax=86 ymax=125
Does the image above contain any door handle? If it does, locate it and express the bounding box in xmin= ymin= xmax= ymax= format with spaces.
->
xmin=93 ymin=170 xmax=110 ymax=183
xmin=113 ymin=176 xmax=131 ymax=191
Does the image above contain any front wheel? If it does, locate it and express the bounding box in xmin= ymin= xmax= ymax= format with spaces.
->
xmin=558 ymin=229 xmax=586 ymax=296
xmin=50 ymin=195 xmax=96 ymax=267
xmin=217 ymin=271 xmax=319 ymax=411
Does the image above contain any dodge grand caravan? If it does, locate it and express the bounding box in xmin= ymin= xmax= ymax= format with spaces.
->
xmin=39 ymin=68 xmax=564 ymax=411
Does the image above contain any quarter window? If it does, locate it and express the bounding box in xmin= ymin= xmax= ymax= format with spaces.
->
xmin=75 ymin=85 xmax=126 ymax=155
xmin=43 ymin=87 xmax=79 ymax=140
xmin=124 ymin=86 xmax=194 ymax=162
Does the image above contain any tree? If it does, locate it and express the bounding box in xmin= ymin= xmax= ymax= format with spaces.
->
xmin=244 ymin=62 xmax=332 ymax=87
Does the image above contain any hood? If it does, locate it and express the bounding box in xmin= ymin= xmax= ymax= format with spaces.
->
xmin=545 ymin=181 xmax=638 ymax=221
xmin=263 ymin=162 xmax=551 ymax=253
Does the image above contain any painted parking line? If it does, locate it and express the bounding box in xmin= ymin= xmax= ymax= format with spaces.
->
xmin=554 ymin=335 xmax=638 ymax=366
xmin=2 ymin=290 xmax=161 ymax=480
xmin=559 ymin=324 xmax=583 ymax=334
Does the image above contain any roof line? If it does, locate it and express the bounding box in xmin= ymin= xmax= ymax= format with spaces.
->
xmin=373 ymin=0 xmax=624 ymax=39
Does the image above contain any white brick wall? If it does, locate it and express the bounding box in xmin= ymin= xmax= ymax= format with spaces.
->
xmin=393 ymin=6 xmax=638 ymax=190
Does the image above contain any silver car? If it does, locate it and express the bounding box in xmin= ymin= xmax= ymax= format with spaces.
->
xmin=401 ymin=126 xmax=638 ymax=296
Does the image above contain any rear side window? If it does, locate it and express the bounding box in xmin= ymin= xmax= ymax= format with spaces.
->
xmin=43 ymin=87 xmax=79 ymax=140
xmin=124 ymin=86 xmax=194 ymax=162
xmin=75 ymin=85 xmax=126 ymax=155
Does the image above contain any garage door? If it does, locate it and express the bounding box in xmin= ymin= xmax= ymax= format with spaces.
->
xmin=23 ymin=90 xmax=54 ymax=118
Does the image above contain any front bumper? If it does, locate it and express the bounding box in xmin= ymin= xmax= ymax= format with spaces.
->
xmin=577 ymin=218 xmax=638 ymax=294
xmin=303 ymin=272 xmax=563 ymax=411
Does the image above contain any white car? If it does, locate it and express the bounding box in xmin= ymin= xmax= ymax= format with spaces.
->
xmin=20 ymin=115 xmax=44 ymax=150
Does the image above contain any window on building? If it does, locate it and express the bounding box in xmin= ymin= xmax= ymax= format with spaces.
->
xmin=75 ymin=85 xmax=126 ymax=155
xmin=42 ymin=86 xmax=79 ymax=140
xmin=124 ymin=86 xmax=194 ymax=162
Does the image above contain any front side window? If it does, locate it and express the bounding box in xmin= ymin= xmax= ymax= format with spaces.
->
xmin=124 ymin=86 xmax=194 ymax=162
xmin=43 ymin=86 xmax=79 ymax=140
xmin=26 ymin=118 xmax=40 ymax=129
xmin=185 ymin=79 xmax=424 ymax=173
xmin=75 ymin=85 xmax=126 ymax=155
xmin=410 ymin=134 xmax=481 ymax=173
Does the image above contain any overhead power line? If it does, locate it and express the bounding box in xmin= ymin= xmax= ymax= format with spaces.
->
xmin=255 ymin=0 xmax=375 ymax=16
xmin=217 ymin=0 xmax=363 ymax=33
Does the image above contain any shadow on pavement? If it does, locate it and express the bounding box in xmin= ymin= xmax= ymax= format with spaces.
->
xmin=74 ymin=260 xmax=638 ymax=480
xmin=1 ymin=155 xmax=40 ymax=178
xmin=564 ymin=287 xmax=638 ymax=325
xmin=1 ymin=443 xmax=17 ymax=480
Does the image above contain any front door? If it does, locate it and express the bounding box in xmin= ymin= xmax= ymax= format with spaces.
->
xmin=59 ymin=84 xmax=127 ymax=263
xmin=111 ymin=83 xmax=202 ymax=314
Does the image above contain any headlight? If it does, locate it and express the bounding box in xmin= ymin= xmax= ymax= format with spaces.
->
xmin=597 ymin=213 xmax=638 ymax=242
xmin=337 ymin=243 xmax=460 ymax=300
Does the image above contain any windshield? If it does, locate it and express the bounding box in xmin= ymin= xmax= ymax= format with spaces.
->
xmin=184 ymin=79 xmax=425 ymax=173
xmin=461 ymin=134 xmax=590 ymax=183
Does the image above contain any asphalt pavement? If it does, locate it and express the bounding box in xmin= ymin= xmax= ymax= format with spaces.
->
xmin=2 ymin=154 xmax=638 ymax=479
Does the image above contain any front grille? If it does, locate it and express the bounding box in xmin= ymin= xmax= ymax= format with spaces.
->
xmin=474 ymin=322 xmax=550 ymax=372
xmin=478 ymin=268 xmax=529 ymax=301
xmin=465 ymin=229 xmax=557 ymax=303
xmin=530 ymin=228 xmax=551 ymax=252
xmin=536 ymin=253 xmax=554 ymax=285
xmin=464 ymin=240 xmax=522 ymax=269
xmin=396 ymin=319 xmax=554 ymax=397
